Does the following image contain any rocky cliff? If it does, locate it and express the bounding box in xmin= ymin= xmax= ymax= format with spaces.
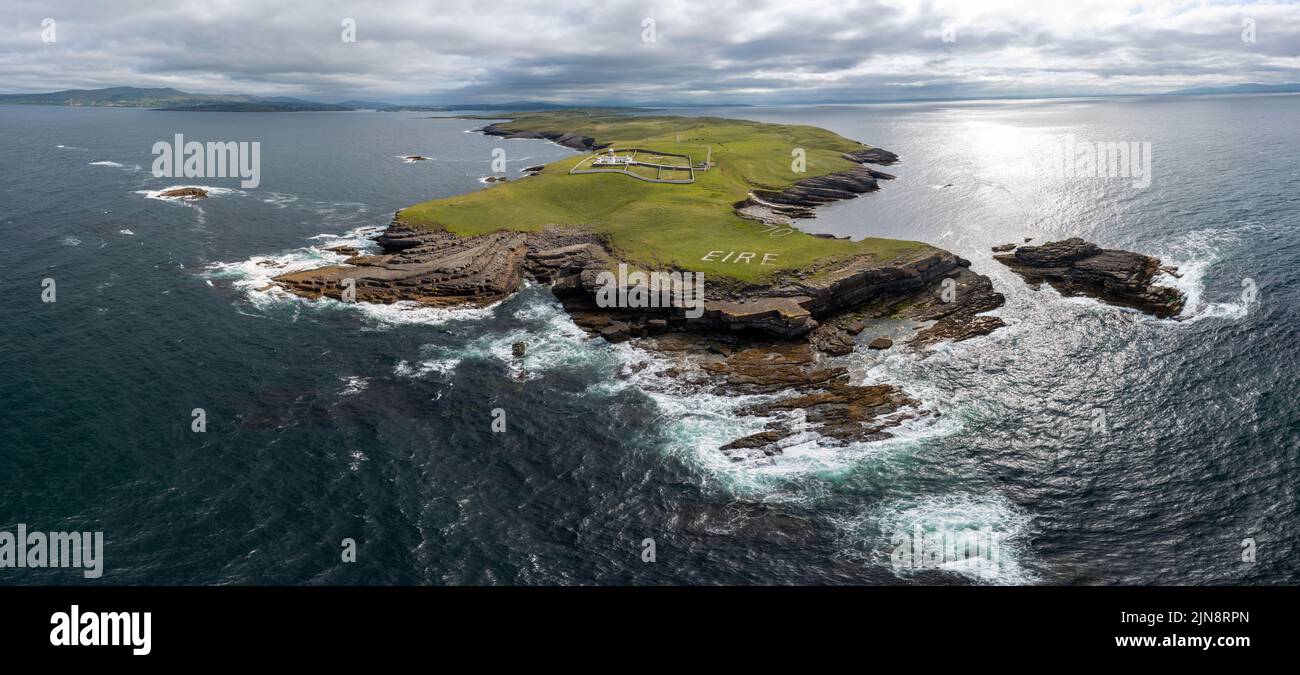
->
xmin=736 ymin=149 xmax=899 ymax=225
xmin=477 ymin=122 xmax=606 ymax=151
xmin=276 ymin=219 xmax=1002 ymax=343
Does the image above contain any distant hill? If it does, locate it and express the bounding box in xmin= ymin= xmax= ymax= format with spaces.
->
xmin=374 ymin=105 xmax=450 ymax=112
xmin=0 ymin=87 xmax=352 ymax=112
xmin=337 ymin=99 xmax=397 ymax=110
xmin=161 ymin=101 xmax=353 ymax=112
xmin=439 ymin=101 xmax=626 ymax=111
xmin=1165 ymin=83 xmax=1300 ymax=96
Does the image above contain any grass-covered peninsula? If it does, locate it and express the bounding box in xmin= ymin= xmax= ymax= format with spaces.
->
xmin=397 ymin=111 xmax=927 ymax=283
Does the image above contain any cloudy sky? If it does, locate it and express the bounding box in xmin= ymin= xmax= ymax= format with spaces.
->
xmin=3 ymin=0 xmax=1298 ymax=104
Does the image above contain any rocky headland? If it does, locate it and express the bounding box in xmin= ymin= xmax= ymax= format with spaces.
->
xmin=273 ymin=215 xmax=1008 ymax=456
xmin=272 ymin=118 xmax=1012 ymax=458
xmin=994 ymin=238 xmax=1185 ymax=318
xmin=477 ymin=122 xmax=605 ymax=151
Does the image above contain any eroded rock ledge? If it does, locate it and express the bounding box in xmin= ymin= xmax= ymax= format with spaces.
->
xmin=994 ymin=238 xmax=1185 ymax=318
xmin=477 ymin=122 xmax=606 ymax=151
xmin=736 ymin=149 xmax=900 ymax=225
xmin=275 ymin=221 xmax=1002 ymax=342
xmin=272 ymin=219 xmax=1007 ymax=457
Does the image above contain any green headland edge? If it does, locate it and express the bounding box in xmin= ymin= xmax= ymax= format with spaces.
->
xmin=397 ymin=111 xmax=933 ymax=283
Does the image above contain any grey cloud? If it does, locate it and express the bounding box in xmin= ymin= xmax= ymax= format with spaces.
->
xmin=2 ymin=0 xmax=1298 ymax=103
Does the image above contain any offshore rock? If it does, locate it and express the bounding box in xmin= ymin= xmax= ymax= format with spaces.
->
xmin=995 ymin=238 xmax=1185 ymax=318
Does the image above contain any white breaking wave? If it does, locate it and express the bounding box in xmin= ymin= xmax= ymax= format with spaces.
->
xmin=397 ymin=292 xmax=617 ymax=382
xmin=89 ymin=161 xmax=124 ymax=167
xmin=394 ymin=358 xmax=461 ymax=379
xmin=837 ymin=493 xmax=1037 ymax=585
xmin=118 ymin=229 xmax=134 ymax=235
xmin=1154 ymin=225 xmax=1259 ymax=322
xmin=1166 ymin=258 xmax=1248 ymax=321
xmin=339 ymin=376 xmax=369 ymax=396
xmin=259 ymin=192 xmax=300 ymax=209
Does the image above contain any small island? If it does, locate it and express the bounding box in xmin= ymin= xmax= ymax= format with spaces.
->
xmin=158 ymin=187 xmax=208 ymax=199
xmin=274 ymin=111 xmax=1180 ymax=457
xmin=994 ymin=238 xmax=1185 ymax=317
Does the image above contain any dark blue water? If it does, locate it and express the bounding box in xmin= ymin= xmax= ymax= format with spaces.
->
xmin=2 ymin=96 xmax=1297 ymax=585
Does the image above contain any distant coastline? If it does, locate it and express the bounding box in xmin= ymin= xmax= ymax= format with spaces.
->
xmin=4 ymin=83 xmax=1300 ymax=113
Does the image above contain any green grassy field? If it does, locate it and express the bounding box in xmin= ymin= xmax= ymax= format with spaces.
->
xmin=399 ymin=111 xmax=931 ymax=282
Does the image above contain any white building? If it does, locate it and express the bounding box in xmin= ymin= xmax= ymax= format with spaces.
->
xmin=593 ymin=151 xmax=634 ymax=166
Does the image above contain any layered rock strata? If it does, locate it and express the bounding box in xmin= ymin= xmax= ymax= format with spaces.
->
xmin=994 ymin=238 xmax=1185 ymax=317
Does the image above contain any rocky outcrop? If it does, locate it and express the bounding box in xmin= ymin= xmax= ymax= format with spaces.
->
xmin=734 ymin=148 xmax=896 ymax=225
xmin=159 ymin=187 xmax=207 ymax=199
xmin=478 ymin=123 xmax=606 ymax=151
xmin=653 ymin=340 xmax=922 ymax=456
xmin=843 ymin=148 xmax=900 ymax=165
xmin=750 ymin=166 xmax=896 ymax=209
xmin=904 ymin=267 xmax=1007 ymax=347
xmin=740 ymin=166 xmax=897 ymax=226
xmin=995 ymin=238 xmax=1185 ymax=318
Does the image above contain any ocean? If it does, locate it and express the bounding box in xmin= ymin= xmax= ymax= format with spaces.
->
xmin=2 ymin=95 xmax=1297 ymax=585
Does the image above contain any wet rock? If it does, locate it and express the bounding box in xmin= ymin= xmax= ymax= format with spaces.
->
xmin=910 ymin=315 xmax=1006 ymax=348
xmin=995 ymin=237 xmax=1185 ymax=318
xmin=159 ymin=187 xmax=207 ymax=199
xmin=991 ymin=243 xmax=1017 ymax=252
xmin=735 ymin=382 xmax=920 ymax=448
xmin=809 ymin=323 xmax=856 ymax=355
xmin=512 ymin=341 xmax=526 ymax=358
xmin=600 ymin=322 xmax=631 ymax=343
xmin=868 ymin=337 xmax=893 ymax=350
xmin=719 ymin=430 xmax=786 ymax=451
xmin=899 ymin=267 xmax=1008 ymax=350
xmin=701 ymin=343 xmax=846 ymax=395
xmin=843 ymin=147 xmax=900 ymax=165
